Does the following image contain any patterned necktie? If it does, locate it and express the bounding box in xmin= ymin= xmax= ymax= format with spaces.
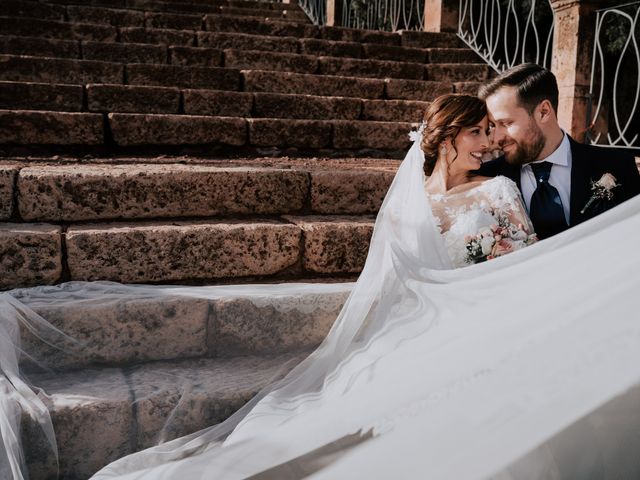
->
xmin=529 ymin=162 xmax=568 ymax=240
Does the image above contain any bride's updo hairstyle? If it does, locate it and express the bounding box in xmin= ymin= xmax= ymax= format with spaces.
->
xmin=421 ymin=94 xmax=487 ymax=175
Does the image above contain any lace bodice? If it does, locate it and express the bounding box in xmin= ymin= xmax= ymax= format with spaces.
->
xmin=428 ymin=176 xmax=536 ymax=268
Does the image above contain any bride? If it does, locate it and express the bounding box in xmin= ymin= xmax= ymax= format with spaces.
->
xmin=3 ymin=94 xmax=640 ymax=480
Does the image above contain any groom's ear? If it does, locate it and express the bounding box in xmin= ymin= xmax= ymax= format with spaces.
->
xmin=535 ymin=100 xmax=555 ymax=124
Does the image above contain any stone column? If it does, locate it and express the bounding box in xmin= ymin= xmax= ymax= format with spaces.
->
xmin=423 ymin=0 xmax=458 ymax=32
xmin=549 ymin=0 xmax=612 ymax=141
xmin=326 ymin=0 xmax=344 ymax=27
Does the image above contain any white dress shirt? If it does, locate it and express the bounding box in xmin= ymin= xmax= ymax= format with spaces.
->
xmin=521 ymin=133 xmax=572 ymax=225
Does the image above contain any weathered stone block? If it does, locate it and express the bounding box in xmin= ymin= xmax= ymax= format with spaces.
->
xmin=318 ymin=56 xmax=424 ymax=80
xmin=145 ymin=11 xmax=204 ymax=30
xmin=23 ymin=297 xmax=209 ymax=370
xmin=311 ymin=169 xmax=396 ymax=214
xmin=67 ymin=5 xmax=145 ymax=26
xmin=0 ymin=17 xmax=117 ymax=42
xmin=119 ymin=27 xmax=195 ymax=46
xmin=454 ymin=81 xmax=482 ymax=95
xmin=169 ymin=46 xmax=222 ymax=67
xmin=87 ymin=84 xmax=180 ymax=113
xmin=183 ymin=88 xmax=253 ymax=116
xmin=129 ymin=355 xmax=301 ymax=448
xmin=426 ymin=48 xmax=483 ymax=64
xmin=285 ymin=216 xmax=374 ymax=273
xmin=205 ymin=15 xmax=316 ymax=37
xmin=3 ymin=0 xmax=66 ymax=20
xmin=254 ymin=92 xmax=361 ymax=120
xmin=224 ymin=49 xmax=318 ymax=74
xmin=249 ymin=118 xmax=332 ymax=148
xmin=0 ymin=55 xmax=123 ymax=85
xmin=400 ymin=31 xmax=461 ymax=48
xmin=332 ymin=120 xmax=414 ymax=150
xmin=242 ymin=70 xmax=385 ymax=99
xmin=0 ymin=36 xmax=80 ymax=59
xmin=299 ymin=38 xmax=362 ymax=58
xmin=219 ymin=6 xmax=292 ymax=20
xmin=130 ymin=0 xmax=219 ymax=14
xmin=320 ymin=26 xmax=399 ymax=46
xmin=0 ymin=165 xmax=17 ymax=220
xmin=25 ymin=368 xmax=133 ymax=479
xmin=426 ymin=64 xmax=490 ymax=82
xmin=361 ymin=99 xmax=429 ymax=122
xmin=362 ymin=44 xmax=426 ymax=63
xmin=17 ymin=164 xmax=309 ymax=221
xmin=0 ymin=111 xmax=104 ymax=145
xmin=108 ymin=113 xmax=246 ymax=145
xmin=82 ymin=41 xmax=166 ymax=64
xmin=197 ymin=32 xmax=299 ymax=53
xmin=0 ymin=223 xmax=61 ymax=290
xmin=210 ymin=292 xmax=348 ymax=356
xmin=126 ymin=63 xmax=240 ymax=89
xmin=0 ymin=81 xmax=84 ymax=111
xmin=384 ymin=78 xmax=452 ymax=101
xmin=66 ymin=220 xmax=301 ymax=282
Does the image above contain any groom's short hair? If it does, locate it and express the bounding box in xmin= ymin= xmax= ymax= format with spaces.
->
xmin=478 ymin=63 xmax=559 ymax=114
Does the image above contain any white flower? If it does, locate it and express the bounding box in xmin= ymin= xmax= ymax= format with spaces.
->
xmin=479 ymin=227 xmax=493 ymax=238
xmin=480 ymin=236 xmax=495 ymax=255
xmin=596 ymin=173 xmax=618 ymax=190
xmin=510 ymin=229 xmax=527 ymax=241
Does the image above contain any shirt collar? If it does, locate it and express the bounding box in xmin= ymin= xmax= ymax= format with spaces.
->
xmin=530 ymin=131 xmax=570 ymax=167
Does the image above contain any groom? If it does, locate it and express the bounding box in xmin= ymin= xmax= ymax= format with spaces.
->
xmin=477 ymin=63 xmax=640 ymax=239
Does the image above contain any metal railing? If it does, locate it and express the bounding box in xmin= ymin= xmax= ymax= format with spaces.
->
xmin=587 ymin=2 xmax=640 ymax=150
xmin=457 ymin=0 xmax=554 ymax=73
xmin=340 ymin=0 xmax=424 ymax=31
xmin=298 ymin=0 xmax=424 ymax=30
xmin=298 ymin=0 xmax=327 ymax=25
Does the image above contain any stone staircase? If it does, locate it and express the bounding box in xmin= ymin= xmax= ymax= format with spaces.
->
xmin=0 ymin=0 xmax=489 ymax=290
xmin=18 ymin=283 xmax=351 ymax=479
xmin=0 ymin=1 xmax=491 ymax=477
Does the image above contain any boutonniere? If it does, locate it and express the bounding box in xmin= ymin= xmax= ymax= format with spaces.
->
xmin=580 ymin=173 xmax=620 ymax=214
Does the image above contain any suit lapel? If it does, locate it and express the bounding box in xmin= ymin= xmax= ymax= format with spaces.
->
xmin=569 ymin=137 xmax=593 ymax=226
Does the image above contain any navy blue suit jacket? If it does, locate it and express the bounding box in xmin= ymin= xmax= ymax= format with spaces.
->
xmin=477 ymin=137 xmax=640 ymax=228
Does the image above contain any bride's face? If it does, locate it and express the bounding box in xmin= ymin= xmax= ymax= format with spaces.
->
xmin=450 ymin=116 xmax=491 ymax=172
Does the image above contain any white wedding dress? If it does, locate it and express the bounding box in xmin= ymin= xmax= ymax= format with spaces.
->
xmin=2 ymin=133 xmax=640 ymax=480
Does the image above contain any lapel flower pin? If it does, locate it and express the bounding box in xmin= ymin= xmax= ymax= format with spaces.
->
xmin=580 ymin=173 xmax=619 ymax=214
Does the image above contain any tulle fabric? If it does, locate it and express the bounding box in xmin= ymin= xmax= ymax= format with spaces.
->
xmin=1 ymin=134 xmax=639 ymax=479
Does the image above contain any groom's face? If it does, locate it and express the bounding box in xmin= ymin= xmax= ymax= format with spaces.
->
xmin=485 ymin=86 xmax=545 ymax=166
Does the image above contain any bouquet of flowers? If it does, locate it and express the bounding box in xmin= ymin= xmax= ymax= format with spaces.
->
xmin=464 ymin=211 xmax=537 ymax=265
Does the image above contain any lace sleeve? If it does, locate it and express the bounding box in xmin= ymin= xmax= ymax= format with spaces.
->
xmin=484 ymin=177 xmax=536 ymax=236
xmin=503 ymin=180 xmax=535 ymax=236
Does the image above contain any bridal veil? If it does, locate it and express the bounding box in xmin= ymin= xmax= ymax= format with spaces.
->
xmin=2 ymin=133 xmax=640 ymax=479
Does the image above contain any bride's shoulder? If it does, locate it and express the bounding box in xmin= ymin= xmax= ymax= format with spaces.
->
xmin=475 ymin=175 xmax=518 ymax=190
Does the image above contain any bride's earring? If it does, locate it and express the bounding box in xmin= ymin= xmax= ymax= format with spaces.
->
xmin=440 ymin=145 xmax=447 ymax=156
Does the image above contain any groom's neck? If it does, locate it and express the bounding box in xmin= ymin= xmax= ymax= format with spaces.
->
xmin=536 ymin=126 xmax=564 ymax=162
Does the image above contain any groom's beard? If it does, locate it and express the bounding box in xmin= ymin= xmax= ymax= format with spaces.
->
xmin=501 ymin=121 xmax=545 ymax=166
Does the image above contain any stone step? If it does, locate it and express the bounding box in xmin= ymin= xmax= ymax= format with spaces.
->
xmin=0 ymin=107 xmax=417 ymax=152
xmin=0 ymin=12 xmax=462 ymax=48
xmin=0 ymin=54 xmax=125 ymax=85
xmin=0 ymin=110 xmax=104 ymax=146
xmin=12 ymin=162 xmax=395 ymax=222
xmin=0 ymin=214 xmax=376 ymax=288
xmin=0 ymin=33 xmax=476 ymax=68
xmin=1 ymin=53 xmax=486 ymax=93
xmin=242 ymin=70 xmax=456 ymax=99
xmin=23 ymin=352 xmax=307 ymax=479
xmin=1 ymin=1 xmax=67 ymax=21
xmin=17 ymin=283 xmax=349 ymax=371
xmin=0 ymin=16 xmax=118 ymax=42
xmin=0 ymin=81 xmax=85 ymax=112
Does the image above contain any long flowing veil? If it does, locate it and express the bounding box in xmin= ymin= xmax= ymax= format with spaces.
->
xmin=2 ymin=132 xmax=640 ymax=479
